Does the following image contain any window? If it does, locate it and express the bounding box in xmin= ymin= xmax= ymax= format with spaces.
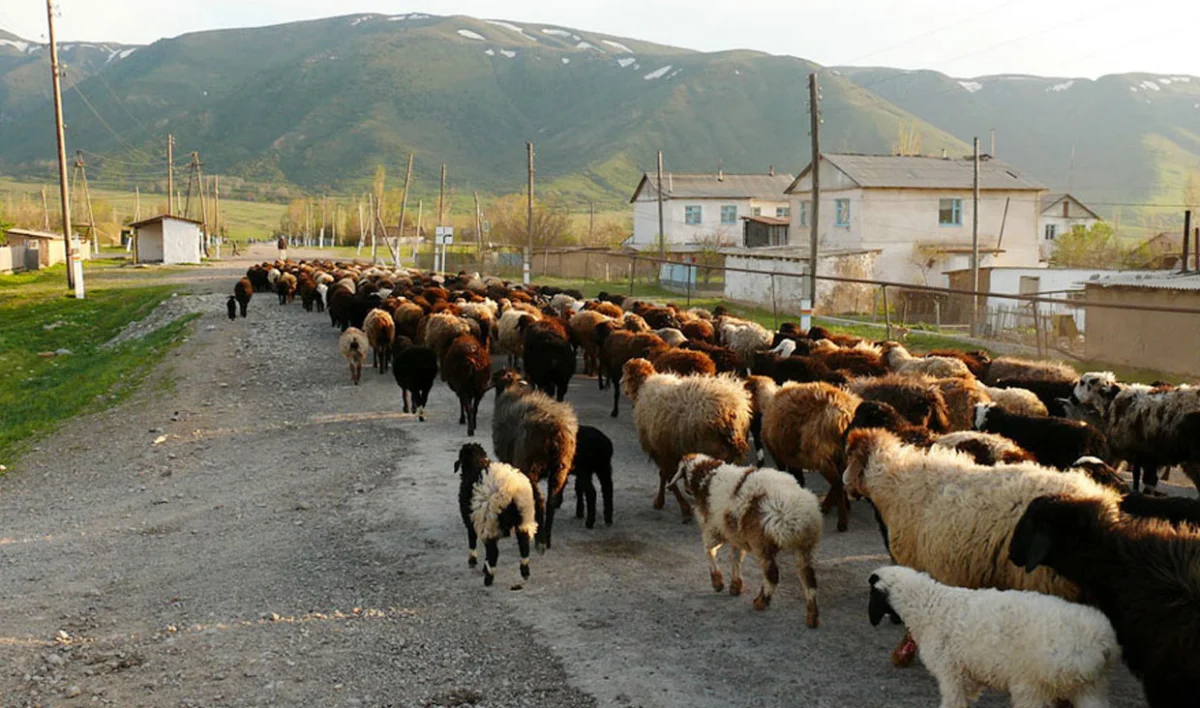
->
xmin=938 ymin=198 xmax=962 ymax=226
xmin=685 ymin=205 xmax=702 ymax=225
xmin=835 ymin=199 xmax=851 ymax=227
xmin=776 ymin=206 xmax=791 ymax=219
xmin=751 ymin=206 xmax=762 ymax=217
xmin=1045 ymin=224 xmax=1057 ymax=240
xmin=796 ymin=202 xmax=808 ymax=227
xmin=721 ymin=205 xmax=738 ymax=225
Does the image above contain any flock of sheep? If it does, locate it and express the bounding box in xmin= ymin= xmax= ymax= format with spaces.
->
xmin=231 ymin=259 xmax=1200 ymax=708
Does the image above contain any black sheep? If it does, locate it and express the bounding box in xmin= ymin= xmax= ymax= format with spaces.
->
xmin=571 ymin=426 xmax=615 ymax=528
xmin=520 ymin=318 xmax=576 ymax=402
xmin=226 ymin=295 xmax=237 ymax=321
xmin=234 ymin=277 xmax=253 ymax=318
xmin=1011 ymin=495 xmax=1200 ymax=708
xmin=845 ymin=400 xmax=936 ymax=448
xmin=973 ymin=403 xmax=1108 ymax=470
xmin=991 ymin=377 xmax=1074 ymax=417
xmin=1119 ymin=493 xmax=1200 ymax=529
xmin=751 ymin=351 xmax=846 ymax=386
xmin=391 ymin=336 xmax=438 ymax=422
xmin=455 ymin=444 xmax=487 ymax=568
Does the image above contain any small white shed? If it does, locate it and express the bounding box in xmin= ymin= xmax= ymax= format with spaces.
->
xmin=131 ymin=215 xmax=203 ymax=264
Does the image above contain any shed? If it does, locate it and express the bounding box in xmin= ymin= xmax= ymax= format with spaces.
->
xmin=741 ymin=215 xmax=789 ymax=248
xmin=3 ymin=228 xmax=67 ymax=268
xmin=130 ymin=215 xmax=203 ymax=264
xmin=1083 ymin=273 xmax=1200 ymax=376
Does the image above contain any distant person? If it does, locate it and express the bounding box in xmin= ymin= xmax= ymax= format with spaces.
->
xmin=277 ymin=235 xmax=288 ymax=262
xmin=230 ymin=241 xmax=241 ymax=257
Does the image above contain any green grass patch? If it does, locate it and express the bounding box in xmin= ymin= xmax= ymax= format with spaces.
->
xmin=0 ymin=279 xmax=197 ymax=467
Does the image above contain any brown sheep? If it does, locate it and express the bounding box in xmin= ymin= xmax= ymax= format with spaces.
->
xmin=847 ymin=374 xmax=953 ymax=433
xmin=568 ymin=309 xmax=613 ymax=378
xmin=810 ymin=345 xmax=888 ymax=378
xmin=442 ymin=328 xmax=492 ymax=436
xmin=681 ymin=319 xmax=715 ymax=343
xmin=595 ymin=322 xmax=668 ymax=416
xmin=621 ymin=358 xmax=752 ymax=521
xmin=233 ymin=277 xmax=252 ymax=318
xmin=932 ymin=375 xmax=992 ymax=431
xmin=652 ymin=348 xmax=717 ymax=377
xmin=363 ymin=309 xmax=396 ymax=375
xmin=338 ymin=327 xmax=369 ymax=386
xmin=926 ymin=349 xmax=992 ymax=379
xmin=585 ymin=300 xmax=624 ymax=319
xmin=392 ymin=301 xmax=424 ymax=340
xmin=425 ymin=312 xmax=473 ymax=364
xmin=677 ymin=340 xmax=744 ymax=376
xmin=983 ymin=356 xmax=1077 ymax=386
xmin=759 ymin=380 xmax=861 ymax=531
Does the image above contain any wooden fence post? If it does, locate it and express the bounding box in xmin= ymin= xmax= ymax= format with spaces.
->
xmin=882 ymin=284 xmax=892 ymax=341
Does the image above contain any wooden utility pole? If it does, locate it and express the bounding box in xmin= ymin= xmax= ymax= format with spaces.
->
xmin=213 ymin=175 xmax=221 ymax=244
xmin=183 ymin=151 xmax=199 ymax=218
xmin=47 ymin=0 xmax=75 ymax=288
xmin=368 ymin=192 xmax=377 ymax=263
xmin=416 ymin=199 xmax=424 ymax=252
xmin=1182 ymin=210 xmax=1192 ymax=274
xmin=589 ymin=200 xmax=595 ymax=245
xmin=807 ymin=72 xmax=821 ymax=309
xmin=357 ymin=198 xmax=365 ymax=254
xmin=166 ymin=134 xmax=174 ymax=216
xmin=474 ymin=190 xmax=483 ymax=259
xmin=76 ymin=152 xmax=97 ymax=253
xmin=197 ymin=160 xmax=209 ymax=257
xmin=397 ymin=153 xmax=413 ymax=265
xmin=970 ymin=137 xmax=981 ymax=337
xmin=134 ymin=186 xmax=141 ymax=221
xmin=526 ymin=142 xmax=534 ymax=285
xmin=40 ymin=185 xmax=49 ymax=230
xmin=656 ymin=150 xmax=665 ymax=261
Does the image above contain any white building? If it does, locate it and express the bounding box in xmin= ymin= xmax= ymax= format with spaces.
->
xmin=628 ymin=171 xmax=794 ymax=250
xmin=784 ymin=153 xmax=1046 ymax=287
xmin=1038 ymin=193 xmax=1101 ymax=260
xmin=131 ymin=215 xmax=203 ymax=264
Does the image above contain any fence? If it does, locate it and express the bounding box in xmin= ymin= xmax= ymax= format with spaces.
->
xmin=0 ymin=245 xmax=28 ymax=273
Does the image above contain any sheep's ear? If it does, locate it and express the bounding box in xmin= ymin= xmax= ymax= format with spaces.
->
xmin=453 ymin=459 xmax=462 ymax=474
xmin=868 ymin=573 xmax=880 ymax=587
xmin=1022 ymin=530 xmax=1052 ymax=573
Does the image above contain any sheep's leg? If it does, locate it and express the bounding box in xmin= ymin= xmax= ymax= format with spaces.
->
xmin=468 ymin=394 xmax=482 ymax=437
xmin=752 ymin=554 xmax=780 ymax=610
xmin=599 ymin=468 xmax=614 ymax=527
xmin=1007 ymin=685 xmax=1049 ymax=708
xmin=610 ymin=373 xmax=621 ymax=417
xmin=401 ymin=389 xmax=410 ymax=414
xmin=786 ymin=465 xmax=806 ymax=488
xmin=1143 ymin=465 xmax=1162 ymax=495
xmin=653 ymin=463 xmax=667 ymax=509
xmin=795 ymin=549 xmax=819 ymax=628
xmin=728 ymin=546 xmax=745 ymax=597
xmin=574 ymin=474 xmax=586 ymax=519
xmin=1181 ymin=462 xmax=1200 ymax=494
xmin=530 ymin=483 xmax=547 ymax=554
xmin=516 ymin=530 xmax=532 ymax=580
xmin=482 ymin=539 xmax=499 ymax=587
xmin=704 ymin=533 xmax=725 ymax=592
xmin=457 ymin=393 xmax=467 ymax=426
xmin=1068 ymin=683 xmax=1109 ymax=708
xmin=464 ymin=516 xmax=478 ymax=567
xmin=579 ymin=473 xmax=598 ymax=529
xmin=930 ymin=674 xmax=970 ymax=708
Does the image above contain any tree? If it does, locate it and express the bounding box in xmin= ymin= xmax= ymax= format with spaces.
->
xmin=485 ymin=193 xmax=574 ymax=249
xmin=1049 ymin=222 xmax=1128 ymax=268
xmin=1184 ymin=172 xmax=1200 ymax=209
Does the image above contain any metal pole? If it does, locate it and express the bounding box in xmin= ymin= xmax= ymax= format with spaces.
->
xmin=970 ymin=136 xmax=980 ymax=337
xmin=398 ymin=153 xmax=413 ymax=267
xmin=808 ymin=72 xmax=821 ymax=310
xmin=526 ymin=143 xmax=534 ymax=285
xmin=1182 ymin=210 xmax=1192 ymax=273
xmin=656 ymin=150 xmax=665 ymax=262
xmin=770 ymin=274 xmax=778 ymax=330
xmin=881 ymin=285 xmax=892 ymax=341
xmin=166 ymin=134 xmax=174 ymax=216
xmin=47 ymin=0 xmax=74 ymax=288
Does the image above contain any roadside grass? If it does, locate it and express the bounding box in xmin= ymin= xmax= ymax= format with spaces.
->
xmin=0 ymin=271 xmax=198 ymax=467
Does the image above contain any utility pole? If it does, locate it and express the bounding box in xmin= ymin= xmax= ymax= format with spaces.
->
xmin=197 ymin=159 xmax=209 ymax=257
xmin=40 ymin=185 xmax=49 ymax=230
xmin=474 ymin=190 xmax=483 ymax=260
xmin=415 ymin=200 xmax=424 ymax=263
xmin=47 ymin=0 xmax=75 ymax=289
xmin=213 ymin=175 xmax=221 ymax=246
xmin=397 ymin=153 xmax=413 ymax=266
xmin=74 ymin=152 xmax=97 ymax=254
xmin=656 ymin=150 xmax=665 ymax=262
xmin=971 ymin=137 xmax=981 ymax=337
xmin=807 ymin=72 xmax=821 ymax=309
xmin=368 ymin=192 xmax=377 ymax=263
xmin=166 ymin=134 xmax=174 ymax=216
xmin=589 ymin=200 xmax=595 ymax=245
xmin=184 ymin=151 xmax=199 ymax=219
xmin=526 ymin=142 xmax=534 ymax=285
xmin=134 ymin=186 xmax=141 ymax=221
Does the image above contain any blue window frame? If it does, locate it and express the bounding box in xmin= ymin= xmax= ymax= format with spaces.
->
xmin=939 ymin=198 xmax=962 ymax=226
xmin=835 ymin=199 xmax=851 ymax=227
xmin=721 ymin=205 xmax=737 ymax=225
xmin=685 ymin=205 xmax=702 ymax=225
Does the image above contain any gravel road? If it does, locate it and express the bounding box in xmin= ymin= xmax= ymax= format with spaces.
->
xmin=0 ymin=252 xmax=1152 ymax=707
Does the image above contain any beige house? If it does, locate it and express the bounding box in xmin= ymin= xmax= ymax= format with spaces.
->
xmin=784 ymin=153 xmax=1046 ymax=287
xmin=1084 ymin=272 xmax=1200 ymax=375
xmin=1039 ymin=193 xmax=1100 ymax=260
xmin=628 ymin=170 xmax=794 ymax=250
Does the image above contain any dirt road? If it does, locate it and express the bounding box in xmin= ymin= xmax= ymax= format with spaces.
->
xmin=0 ymin=254 xmax=1149 ymax=707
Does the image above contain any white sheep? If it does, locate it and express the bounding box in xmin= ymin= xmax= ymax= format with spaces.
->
xmin=457 ymin=443 xmax=538 ymax=587
xmin=654 ymin=327 xmax=687 ymax=348
xmin=868 ymin=565 xmax=1119 ymax=708
xmin=717 ymin=317 xmax=772 ymax=368
xmin=673 ymin=454 xmax=822 ymax=627
xmin=981 ymin=384 xmax=1049 ymax=417
xmin=338 ymin=327 xmax=368 ymax=385
xmin=880 ymin=342 xmax=973 ymax=379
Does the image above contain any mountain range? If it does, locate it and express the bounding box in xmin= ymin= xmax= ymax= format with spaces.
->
xmin=1 ymin=13 xmax=1197 ymax=224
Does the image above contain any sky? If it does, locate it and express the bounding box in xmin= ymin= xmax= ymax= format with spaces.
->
xmin=3 ymin=0 xmax=1199 ymax=79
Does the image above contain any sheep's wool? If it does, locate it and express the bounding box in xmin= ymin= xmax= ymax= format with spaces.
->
xmin=471 ymin=462 xmax=537 ymax=540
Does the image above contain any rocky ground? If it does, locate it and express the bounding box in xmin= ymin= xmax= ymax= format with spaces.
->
xmin=0 ymin=247 xmax=1154 ymax=707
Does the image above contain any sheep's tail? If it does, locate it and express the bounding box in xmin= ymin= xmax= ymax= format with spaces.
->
xmin=759 ymin=492 xmax=820 ymax=550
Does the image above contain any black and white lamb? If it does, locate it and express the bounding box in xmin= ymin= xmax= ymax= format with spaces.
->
xmin=974 ymin=402 xmax=1108 ymax=470
xmin=454 ymin=443 xmax=537 ymax=586
xmin=868 ymin=565 xmax=1119 ymax=708
xmin=1011 ymin=495 xmax=1200 ymax=707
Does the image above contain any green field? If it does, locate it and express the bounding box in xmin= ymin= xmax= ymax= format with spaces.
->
xmin=0 ymin=263 xmax=197 ymax=467
xmin=0 ymin=176 xmax=287 ymax=243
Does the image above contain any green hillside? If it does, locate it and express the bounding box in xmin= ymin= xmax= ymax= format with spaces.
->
xmin=0 ymin=14 xmax=964 ymax=207
xmin=835 ymin=67 xmax=1200 ymax=231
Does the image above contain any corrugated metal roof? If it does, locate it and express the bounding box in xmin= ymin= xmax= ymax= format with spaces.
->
xmin=1086 ymin=272 xmax=1200 ymax=291
xmin=786 ymin=153 xmax=1045 ymax=192
xmin=630 ymin=172 xmax=794 ymax=202
xmin=128 ymin=214 xmax=204 ymax=229
xmin=4 ymin=228 xmax=62 ymax=240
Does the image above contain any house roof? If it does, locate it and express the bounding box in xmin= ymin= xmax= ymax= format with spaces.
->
xmin=128 ymin=214 xmax=204 ymax=229
xmin=1084 ymin=272 xmax=1200 ymax=292
xmin=741 ymin=215 xmax=790 ymax=226
xmin=4 ymin=228 xmax=63 ymax=240
xmin=1040 ymin=193 xmax=1101 ymax=219
xmin=784 ymin=153 xmax=1046 ymax=193
xmin=629 ymin=172 xmax=795 ymax=203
